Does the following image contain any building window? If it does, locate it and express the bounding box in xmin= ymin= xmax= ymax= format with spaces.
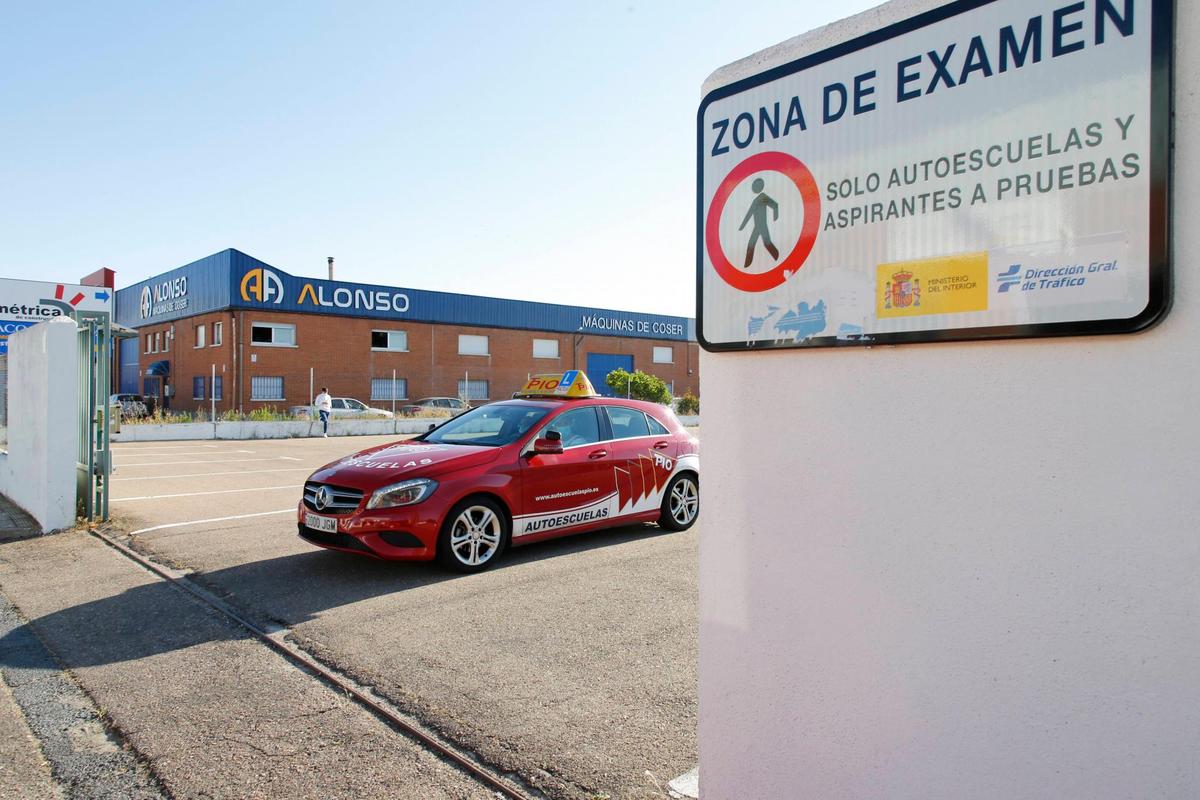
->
xmin=213 ymin=375 xmax=223 ymax=401
xmin=251 ymin=322 xmax=296 ymax=347
xmin=371 ymin=330 xmax=407 ymax=351
xmin=458 ymin=334 xmax=489 ymax=356
xmin=458 ymin=379 xmax=489 ymax=401
xmin=195 ymin=324 xmax=206 ymax=348
xmin=144 ymin=334 xmax=152 ymax=354
xmin=192 ymin=376 xmax=205 ymax=400
xmin=154 ymin=332 xmax=161 ymax=353
xmin=250 ymin=376 xmax=284 ymax=401
xmin=164 ymin=331 xmax=171 ymax=352
xmin=653 ymin=346 xmax=673 ymax=364
xmin=532 ymin=338 xmax=559 ymax=359
xmin=371 ymin=377 xmax=408 ymax=401
xmin=212 ymin=322 xmax=223 ymax=346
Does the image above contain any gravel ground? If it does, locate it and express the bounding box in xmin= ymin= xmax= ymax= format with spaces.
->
xmin=0 ymin=597 xmax=165 ymax=800
xmin=0 ymin=672 xmax=61 ymax=800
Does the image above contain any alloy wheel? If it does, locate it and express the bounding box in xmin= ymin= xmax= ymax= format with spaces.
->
xmin=670 ymin=477 xmax=699 ymax=526
xmin=449 ymin=505 xmax=502 ymax=566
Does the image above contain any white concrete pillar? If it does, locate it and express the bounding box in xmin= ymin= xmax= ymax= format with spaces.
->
xmin=0 ymin=318 xmax=81 ymax=531
xmin=699 ymin=2 xmax=1199 ymax=797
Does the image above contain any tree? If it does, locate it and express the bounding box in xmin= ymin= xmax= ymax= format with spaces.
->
xmin=605 ymin=369 xmax=672 ymax=405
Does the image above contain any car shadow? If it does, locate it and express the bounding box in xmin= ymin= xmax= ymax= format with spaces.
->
xmin=0 ymin=522 xmax=682 ymax=671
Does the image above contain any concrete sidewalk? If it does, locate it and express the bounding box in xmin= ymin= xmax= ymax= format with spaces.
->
xmin=1 ymin=494 xmax=163 ymax=798
xmin=0 ymin=495 xmax=63 ymax=799
xmin=0 ymin=494 xmax=40 ymax=541
xmin=0 ymin=497 xmax=494 ymax=798
xmin=0 ymin=656 xmax=61 ymax=800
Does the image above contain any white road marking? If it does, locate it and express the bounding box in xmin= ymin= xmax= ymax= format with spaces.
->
xmin=112 ymin=449 xmax=254 ymax=457
xmin=279 ymin=456 xmax=302 ymax=461
xmin=668 ymin=766 xmax=699 ymax=799
xmin=113 ymin=444 xmax=220 ymax=451
xmin=116 ymin=457 xmax=300 ymax=466
xmin=112 ymin=467 xmax=312 ymax=482
xmin=130 ymin=509 xmax=295 ymax=536
xmin=113 ymin=485 xmax=300 ymax=502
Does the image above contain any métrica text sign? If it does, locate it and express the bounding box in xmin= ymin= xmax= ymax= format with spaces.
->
xmin=696 ymin=0 xmax=1171 ymax=351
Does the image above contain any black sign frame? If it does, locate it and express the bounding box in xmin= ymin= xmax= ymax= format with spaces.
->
xmin=695 ymin=0 xmax=1173 ymax=352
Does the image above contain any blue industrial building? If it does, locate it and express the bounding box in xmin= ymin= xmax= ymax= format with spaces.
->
xmin=115 ymin=249 xmax=697 ymax=410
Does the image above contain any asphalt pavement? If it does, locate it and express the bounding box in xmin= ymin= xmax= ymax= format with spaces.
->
xmin=0 ymin=528 xmax=500 ymax=799
xmin=2 ymin=434 xmax=698 ymax=799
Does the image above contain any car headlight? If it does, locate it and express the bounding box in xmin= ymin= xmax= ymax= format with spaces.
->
xmin=366 ymin=478 xmax=438 ymax=509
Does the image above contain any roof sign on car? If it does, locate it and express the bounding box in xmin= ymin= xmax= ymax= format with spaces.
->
xmin=516 ymin=371 xmax=600 ymax=399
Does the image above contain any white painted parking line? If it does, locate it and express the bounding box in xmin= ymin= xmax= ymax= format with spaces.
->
xmin=130 ymin=509 xmax=295 ymax=536
xmin=116 ymin=457 xmax=301 ymax=466
xmin=112 ymin=467 xmax=312 ymax=482
xmin=113 ymin=444 xmax=220 ymax=450
xmin=113 ymin=485 xmax=300 ymax=502
xmin=115 ymin=449 xmax=254 ymax=458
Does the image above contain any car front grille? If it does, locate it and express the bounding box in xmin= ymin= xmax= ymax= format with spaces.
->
xmin=298 ymin=524 xmax=376 ymax=554
xmin=302 ymin=482 xmax=365 ymax=515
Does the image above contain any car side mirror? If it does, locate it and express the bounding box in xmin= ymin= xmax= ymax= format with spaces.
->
xmin=531 ymin=429 xmax=563 ymax=456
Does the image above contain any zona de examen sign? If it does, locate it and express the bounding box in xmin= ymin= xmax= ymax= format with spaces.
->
xmin=696 ymin=0 xmax=1171 ymax=351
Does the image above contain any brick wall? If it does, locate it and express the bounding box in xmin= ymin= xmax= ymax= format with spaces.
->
xmin=129 ymin=311 xmax=699 ymax=413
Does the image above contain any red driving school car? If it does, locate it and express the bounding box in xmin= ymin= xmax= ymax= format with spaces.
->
xmin=297 ymin=371 xmax=700 ymax=571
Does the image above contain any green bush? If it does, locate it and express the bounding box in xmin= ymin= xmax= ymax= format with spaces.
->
xmin=676 ymin=390 xmax=700 ymax=415
xmin=247 ymin=405 xmax=291 ymax=422
xmin=124 ymin=408 xmax=195 ymax=425
xmin=604 ymin=369 xmax=672 ymax=405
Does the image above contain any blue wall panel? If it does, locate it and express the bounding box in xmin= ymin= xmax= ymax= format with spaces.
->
xmin=118 ymin=337 xmax=140 ymax=394
xmin=227 ymin=254 xmax=693 ymax=341
xmin=115 ymin=251 xmax=233 ymax=328
xmin=117 ymin=248 xmax=695 ymax=341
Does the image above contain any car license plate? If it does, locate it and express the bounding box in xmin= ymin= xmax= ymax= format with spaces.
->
xmin=305 ymin=513 xmax=338 ymax=533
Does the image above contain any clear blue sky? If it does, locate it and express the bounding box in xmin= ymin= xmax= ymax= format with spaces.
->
xmin=0 ymin=1 xmax=879 ymax=317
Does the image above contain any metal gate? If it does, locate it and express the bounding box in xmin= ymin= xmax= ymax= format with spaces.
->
xmin=586 ymin=353 xmax=634 ymax=397
xmin=76 ymin=311 xmax=112 ymax=522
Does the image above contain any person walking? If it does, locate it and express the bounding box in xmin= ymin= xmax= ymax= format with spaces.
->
xmin=314 ymin=387 xmax=333 ymax=437
xmin=739 ymin=177 xmax=780 ymax=269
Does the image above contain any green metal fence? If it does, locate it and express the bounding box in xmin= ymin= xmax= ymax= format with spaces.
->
xmin=76 ymin=311 xmax=111 ymax=522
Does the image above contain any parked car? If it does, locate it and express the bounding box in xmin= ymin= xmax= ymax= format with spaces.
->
xmin=297 ymin=371 xmax=700 ymax=572
xmin=289 ymin=398 xmax=394 ymax=419
xmin=110 ymin=393 xmax=149 ymax=418
xmin=399 ymin=397 xmax=472 ymax=417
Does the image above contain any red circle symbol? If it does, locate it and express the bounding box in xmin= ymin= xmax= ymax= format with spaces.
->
xmin=705 ymin=151 xmax=821 ymax=293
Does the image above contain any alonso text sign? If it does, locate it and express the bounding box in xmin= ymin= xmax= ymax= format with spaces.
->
xmin=696 ymin=0 xmax=1171 ymax=350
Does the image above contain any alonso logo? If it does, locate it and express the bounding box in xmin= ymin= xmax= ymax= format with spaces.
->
xmin=139 ymin=277 xmax=188 ymax=318
xmin=240 ymin=268 xmax=285 ymax=304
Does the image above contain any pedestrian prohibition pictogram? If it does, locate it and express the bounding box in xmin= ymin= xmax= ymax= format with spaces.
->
xmin=705 ymin=151 xmax=821 ymax=293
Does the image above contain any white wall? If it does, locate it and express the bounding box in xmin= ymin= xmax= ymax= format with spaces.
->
xmin=0 ymin=318 xmax=80 ymax=531
xmin=699 ymin=3 xmax=1199 ymax=799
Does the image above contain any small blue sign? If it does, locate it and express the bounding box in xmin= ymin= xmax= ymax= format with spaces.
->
xmin=0 ymin=320 xmax=35 ymax=355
